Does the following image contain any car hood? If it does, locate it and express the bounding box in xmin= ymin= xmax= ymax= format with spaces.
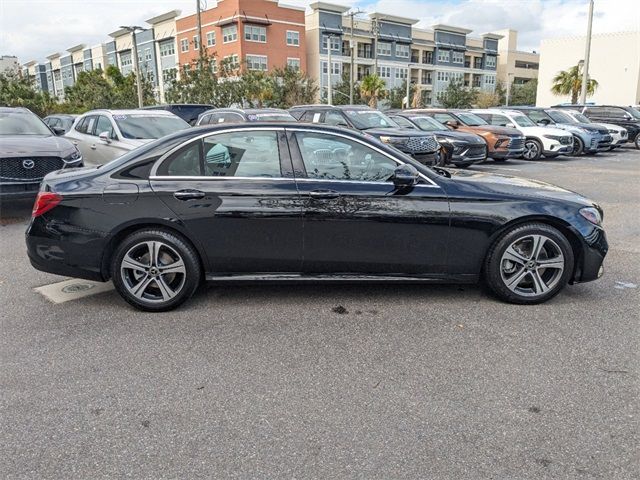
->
xmin=364 ymin=127 xmax=434 ymax=137
xmin=0 ymin=135 xmax=76 ymax=157
xmin=447 ymin=169 xmax=595 ymax=206
xmin=462 ymin=125 xmax=522 ymax=136
xmin=556 ymin=122 xmax=607 ymax=134
xmin=435 ymin=131 xmax=486 ymax=144
xmin=519 ymin=126 xmax=572 ymax=137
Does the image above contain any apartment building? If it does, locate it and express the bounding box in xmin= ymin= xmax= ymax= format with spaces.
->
xmin=1 ymin=55 xmax=20 ymax=75
xmin=148 ymin=10 xmax=181 ymax=102
xmin=175 ymin=0 xmax=306 ymax=74
xmin=23 ymin=61 xmax=48 ymax=92
xmin=494 ymin=29 xmax=539 ymax=89
xmin=305 ymin=2 xmax=500 ymax=106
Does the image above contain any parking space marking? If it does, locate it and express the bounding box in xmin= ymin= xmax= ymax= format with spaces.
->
xmin=34 ymin=279 xmax=114 ymax=304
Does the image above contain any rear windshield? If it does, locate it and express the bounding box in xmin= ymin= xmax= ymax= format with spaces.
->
xmin=114 ymin=114 xmax=190 ymax=139
xmin=0 ymin=111 xmax=52 ymax=136
xmin=455 ymin=112 xmax=488 ymax=126
xmin=248 ymin=113 xmax=296 ymax=122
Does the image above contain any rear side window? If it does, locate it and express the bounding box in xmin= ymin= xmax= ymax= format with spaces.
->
xmin=158 ymin=141 xmax=202 ymax=176
xmin=202 ymin=131 xmax=281 ymax=177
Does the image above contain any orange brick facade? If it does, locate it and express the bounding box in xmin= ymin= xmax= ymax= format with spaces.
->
xmin=176 ymin=0 xmax=306 ymax=74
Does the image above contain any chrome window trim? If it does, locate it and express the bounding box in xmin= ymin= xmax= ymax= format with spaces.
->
xmin=149 ymin=125 xmax=440 ymax=188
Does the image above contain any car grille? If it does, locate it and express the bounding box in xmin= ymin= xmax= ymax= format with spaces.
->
xmin=508 ymin=137 xmax=525 ymax=150
xmin=601 ymin=134 xmax=612 ymax=143
xmin=467 ymin=145 xmax=487 ymax=157
xmin=560 ymin=136 xmax=573 ymax=145
xmin=0 ymin=156 xmax=64 ymax=182
xmin=406 ymin=136 xmax=439 ymax=153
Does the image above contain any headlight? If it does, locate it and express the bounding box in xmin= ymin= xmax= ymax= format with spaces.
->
xmin=63 ymin=150 xmax=83 ymax=164
xmin=379 ymin=136 xmax=409 ymax=146
xmin=579 ymin=207 xmax=603 ymax=226
xmin=608 ymin=129 xmax=619 ymax=134
xmin=543 ymin=134 xmax=563 ymax=141
xmin=494 ymin=138 xmax=509 ymax=148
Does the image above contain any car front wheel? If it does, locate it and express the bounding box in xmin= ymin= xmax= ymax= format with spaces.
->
xmin=484 ymin=223 xmax=574 ymax=304
xmin=111 ymin=229 xmax=202 ymax=311
xmin=523 ymin=138 xmax=542 ymax=160
xmin=571 ymin=136 xmax=584 ymax=156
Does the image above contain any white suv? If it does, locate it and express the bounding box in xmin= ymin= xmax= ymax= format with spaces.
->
xmin=471 ymin=109 xmax=574 ymax=160
xmin=65 ymin=109 xmax=190 ymax=165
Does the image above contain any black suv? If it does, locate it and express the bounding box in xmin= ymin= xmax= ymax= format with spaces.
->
xmin=140 ymin=104 xmax=214 ymax=126
xmin=1 ymin=107 xmax=83 ymax=199
xmin=289 ymin=105 xmax=440 ymax=165
xmin=196 ymin=108 xmax=296 ymax=125
xmin=554 ymin=105 xmax=640 ymax=149
xmin=389 ymin=112 xmax=487 ymax=168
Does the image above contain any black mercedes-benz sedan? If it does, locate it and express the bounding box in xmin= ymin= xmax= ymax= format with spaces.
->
xmin=1 ymin=107 xmax=83 ymax=199
xmin=26 ymin=123 xmax=608 ymax=311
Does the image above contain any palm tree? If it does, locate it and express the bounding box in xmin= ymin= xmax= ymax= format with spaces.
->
xmin=551 ymin=64 xmax=599 ymax=104
xmin=360 ymin=74 xmax=386 ymax=108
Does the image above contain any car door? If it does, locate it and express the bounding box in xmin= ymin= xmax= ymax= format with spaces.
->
xmin=67 ymin=115 xmax=99 ymax=163
xmin=91 ymin=115 xmax=121 ymax=165
xmin=149 ymin=127 xmax=303 ymax=274
xmin=287 ymin=128 xmax=451 ymax=275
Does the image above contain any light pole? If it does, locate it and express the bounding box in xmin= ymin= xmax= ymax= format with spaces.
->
xmin=579 ymin=0 xmax=594 ymax=105
xmin=327 ymin=35 xmax=333 ymax=105
xmin=505 ymin=72 xmax=514 ymax=106
xmin=405 ymin=64 xmax=412 ymax=109
xmin=120 ymin=25 xmax=144 ymax=108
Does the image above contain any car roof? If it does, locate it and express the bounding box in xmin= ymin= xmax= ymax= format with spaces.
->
xmin=80 ymin=109 xmax=178 ymax=116
xmin=141 ymin=103 xmax=214 ymax=108
xmin=200 ymin=108 xmax=292 ymax=115
xmin=289 ymin=104 xmax=372 ymax=111
xmin=0 ymin=106 xmax=33 ymax=114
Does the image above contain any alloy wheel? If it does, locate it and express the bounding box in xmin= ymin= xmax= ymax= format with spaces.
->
xmin=499 ymin=234 xmax=565 ymax=297
xmin=523 ymin=141 xmax=539 ymax=160
xmin=120 ymin=241 xmax=187 ymax=303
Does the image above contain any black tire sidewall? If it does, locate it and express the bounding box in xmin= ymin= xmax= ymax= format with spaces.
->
xmin=572 ymin=136 xmax=584 ymax=156
xmin=524 ymin=138 xmax=542 ymax=160
xmin=484 ymin=223 xmax=575 ymax=304
xmin=110 ymin=229 xmax=202 ymax=312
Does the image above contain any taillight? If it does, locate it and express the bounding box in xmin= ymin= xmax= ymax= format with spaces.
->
xmin=32 ymin=192 xmax=62 ymax=217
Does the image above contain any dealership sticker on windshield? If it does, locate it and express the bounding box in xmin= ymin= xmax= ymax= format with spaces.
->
xmin=34 ymin=279 xmax=114 ymax=304
xmin=112 ymin=115 xmax=128 ymax=120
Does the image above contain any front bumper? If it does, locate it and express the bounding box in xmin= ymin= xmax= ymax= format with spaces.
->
xmin=0 ymin=181 xmax=40 ymax=199
xmin=450 ymin=144 xmax=487 ymax=166
xmin=491 ymin=147 xmax=525 ymax=159
xmin=572 ymin=227 xmax=608 ymax=283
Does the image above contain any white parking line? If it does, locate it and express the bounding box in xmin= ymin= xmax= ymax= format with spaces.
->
xmin=34 ymin=279 xmax=114 ymax=304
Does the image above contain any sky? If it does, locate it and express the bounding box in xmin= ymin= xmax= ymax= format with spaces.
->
xmin=1 ymin=0 xmax=639 ymax=63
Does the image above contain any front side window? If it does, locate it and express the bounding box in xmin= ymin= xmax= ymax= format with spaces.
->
xmin=223 ymin=25 xmax=238 ymax=43
xmin=244 ymin=25 xmax=266 ymax=43
xmin=413 ymin=116 xmax=446 ymax=131
xmin=433 ymin=112 xmax=458 ymax=124
xmin=295 ymin=132 xmax=398 ymax=182
xmin=95 ymin=115 xmax=115 ymax=138
xmin=392 ymin=116 xmax=417 ymax=129
xmin=324 ymin=111 xmax=349 ymax=126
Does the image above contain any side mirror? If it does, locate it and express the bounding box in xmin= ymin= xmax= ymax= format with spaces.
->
xmin=537 ymin=119 xmax=550 ymax=126
xmin=51 ymin=126 xmax=65 ymax=136
xmin=444 ymin=120 xmax=459 ymax=129
xmin=506 ymin=122 xmax=516 ymax=128
xmin=392 ymin=164 xmax=419 ymax=189
xmin=99 ymin=131 xmax=112 ymax=144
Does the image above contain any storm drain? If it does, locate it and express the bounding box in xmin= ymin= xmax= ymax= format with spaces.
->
xmin=34 ymin=279 xmax=114 ymax=304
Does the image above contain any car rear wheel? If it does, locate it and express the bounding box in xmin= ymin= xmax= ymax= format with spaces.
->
xmin=523 ymin=139 xmax=542 ymax=160
xmin=111 ymin=229 xmax=202 ymax=311
xmin=484 ymin=223 xmax=574 ymax=304
xmin=634 ymin=133 xmax=640 ymax=150
xmin=571 ymin=136 xmax=584 ymax=156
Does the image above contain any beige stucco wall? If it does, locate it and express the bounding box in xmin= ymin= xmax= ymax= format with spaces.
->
xmin=536 ymin=31 xmax=640 ymax=106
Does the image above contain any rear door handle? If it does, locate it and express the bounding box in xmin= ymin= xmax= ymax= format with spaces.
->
xmin=309 ymin=189 xmax=340 ymax=200
xmin=174 ymin=189 xmax=206 ymax=201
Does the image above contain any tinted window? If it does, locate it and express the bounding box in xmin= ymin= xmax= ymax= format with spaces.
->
xmin=199 ymin=114 xmax=212 ymax=125
xmin=95 ymin=115 xmax=115 ymax=139
xmin=159 ymin=141 xmax=202 ymax=176
xmin=513 ymin=115 xmax=536 ymax=127
xmin=325 ymin=111 xmax=349 ymax=126
xmin=295 ymin=131 xmax=398 ymax=182
xmin=301 ymin=111 xmax=323 ymax=123
xmin=75 ymin=115 xmax=97 ymax=134
xmin=523 ymin=110 xmax=553 ymax=124
xmin=220 ymin=113 xmax=245 ymax=123
xmin=114 ymin=114 xmax=190 ymax=139
xmin=203 ymin=130 xmax=281 ymax=177
xmin=433 ymin=112 xmax=457 ymax=124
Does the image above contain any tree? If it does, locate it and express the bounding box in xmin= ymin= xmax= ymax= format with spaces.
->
xmin=270 ymin=67 xmax=318 ymax=108
xmin=387 ymin=81 xmax=419 ymax=109
xmin=166 ymin=53 xmax=224 ymax=105
xmin=495 ymin=80 xmax=507 ymax=105
xmin=475 ymin=91 xmax=501 ymax=108
xmin=329 ymin=71 xmax=361 ymax=106
xmin=360 ymin=74 xmax=386 ymax=108
xmin=0 ymin=72 xmax=58 ymax=116
xmin=509 ymin=79 xmax=537 ymax=106
xmin=551 ymin=64 xmax=598 ymax=104
xmin=437 ymin=81 xmax=477 ymax=108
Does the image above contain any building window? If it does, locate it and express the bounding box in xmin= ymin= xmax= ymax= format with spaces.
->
xmin=246 ymin=54 xmax=267 ymax=71
xmin=159 ymin=40 xmax=175 ymax=57
xmin=437 ymin=49 xmax=450 ymax=63
xmin=145 ymin=48 xmax=152 ymax=61
xmin=162 ymin=68 xmax=177 ymax=83
xmin=452 ymin=51 xmax=464 ymax=64
xmin=223 ymin=25 xmax=238 ymax=43
xmin=286 ymin=58 xmax=300 ymax=71
xmin=120 ymin=52 xmax=132 ymax=67
xmin=286 ymin=30 xmax=300 ymax=46
xmin=377 ymin=42 xmax=391 ymax=56
xmin=224 ymin=54 xmax=239 ymax=69
xmin=180 ymin=38 xmax=189 ymax=53
xmin=377 ymin=66 xmax=391 ymax=78
xmin=484 ymin=75 xmax=496 ymax=85
xmin=193 ymin=35 xmax=200 ymax=51
xmin=474 ymin=57 xmax=483 ymax=69
xmin=322 ymin=61 xmax=341 ymax=75
xmin=245 ymin=25 xmax=266 ymax=43
xmin=322 ymin=35 xmax=341 ymax=51
xmin=206 ymin=31 xmax=216 ymax=47
xmin=485 ymin=55 xmax=496 ymax=68
xmin=515 ymin=60 xmax=539 ymax=70
xmin=395 ymin=68 xmax=408 ymax=80
xmin=422 ymin=51 xmax=433 ymax=64
xmin=395 ymin=44 xmax=410 ymax=58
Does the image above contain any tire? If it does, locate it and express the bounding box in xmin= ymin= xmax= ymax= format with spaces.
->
xmin=453 ymin=163 xmax=471 ymax=169
xmin=493 ymin=158 xmax=508 ymax=162
xmin=523 ymin=138 xmax=543 ymax=160
xmin=635 ymin=133 xmax=640 ymax=150
xmin=111 ymin=229 xmax=202 ymax=312
xmin=483 ymin=223 xmax=574 ymax=305
xmin=571 ymin=136 xmax=584 ymax=156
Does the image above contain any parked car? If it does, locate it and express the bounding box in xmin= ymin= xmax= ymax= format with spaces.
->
xmin=140 ymin=104 xmax=214 ymax=126
xmin=65 ymin=109 xmax=190 ymax=165
xmin=406 ymin=109 xmax=525 ymax=161
xmin=26 ymin=123 xmax=607 ymax=311
xmin=0 ymin=107 xmax=83 ymax=200
xmin=196 ymin=108 xmax=296 ymax=125
xmin=390 ymin=112 xmax=487 ymax=168
xmin=43 ymin=114 xmax=78 ymax=135
xmin=509 ymin=107 xmax=611 ymax=155
xmin=471 ymin=109 xmax=573 ymax=160
xmin=553 ymin=104 xmax=640 ymax=149
xmin=289 ymin=105 xmax=441 ymax=165
xmin=555 ymin=109 xmax=628 ymax=150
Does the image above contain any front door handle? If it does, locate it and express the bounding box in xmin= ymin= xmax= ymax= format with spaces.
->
xmin=174 ymin=189 xmax=206 ymax=201
xmin=309 ymin=189 xmax=340 ymax=200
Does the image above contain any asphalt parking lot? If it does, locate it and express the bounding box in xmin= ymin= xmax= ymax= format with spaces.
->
xmin=1 ymin=148 xmax=638 ymax=479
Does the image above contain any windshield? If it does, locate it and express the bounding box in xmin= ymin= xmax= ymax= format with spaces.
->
xmin=114 ymin=114 xmax=190 ymax=140
xmin=455 ymin=112 xmax=488 ymax=126
xmin=628 ymin=108 xmax=640 ymax=120
xmin=547 ymin=110 xmax=574 ymax=124
xmin=412 ymin=116 xmax=447 ymax=131
xmin=343 ymin=109 xmax=399 ymax=129
xmin=0 ymin=111 xmax=52 ymax=136
xmin=513 ymin=115 xmax=536 ymax=127
xmin=573 ymin=113 xmax=591 ymax=123
xmin=249 ymin=112 xmax=296 ymax=122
